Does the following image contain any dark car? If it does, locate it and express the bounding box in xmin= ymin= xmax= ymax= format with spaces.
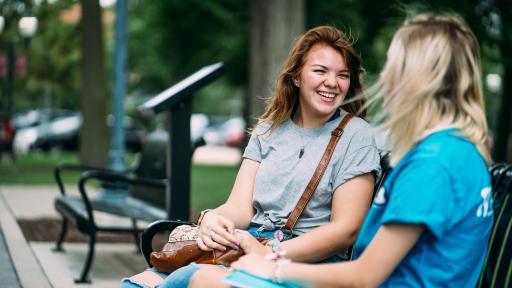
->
xmin=12 ymin=109 xmax=76 ymax=130
xmin=13 ymin=110 xmax=147 ymax=153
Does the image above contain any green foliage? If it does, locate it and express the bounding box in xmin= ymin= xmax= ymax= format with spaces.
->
xmin=1 ymin=0 xmax=81 ymax=113
xmin=307 ymin=0 xmax=403 ymax=77
xmin=127 ymin=0 xmax=248 ymax=115
xmin=27 ymin=10 xmax=81 ymax=109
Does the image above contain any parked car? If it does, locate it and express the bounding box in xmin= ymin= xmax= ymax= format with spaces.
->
xmin=203 ymin=116 xmax=246 ymax=148
xmin=12 ymin=109 xmax=76 ymax=130
xmin=191 ymin=113 xmax=209 ymax=148
xmin=13 ymin=109 xmax=80 ymax=153
xmin=13 ymin=110 xmax=147 ymax=153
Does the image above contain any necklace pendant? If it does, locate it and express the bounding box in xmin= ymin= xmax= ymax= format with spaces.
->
xmin=299 ymin=148 xmax=304 ymax=159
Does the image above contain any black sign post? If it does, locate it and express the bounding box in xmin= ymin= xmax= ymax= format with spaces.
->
xmin=138 ymin=62 xmax=224 ymax=220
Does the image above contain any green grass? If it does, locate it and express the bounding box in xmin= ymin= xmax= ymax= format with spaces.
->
xmin=0 ymin=152 xmax=238 ymax=211
xmin=191 ymin=165 xmax=238 ymax=212
xmin=0 ymin=153 xmax=81 ymax=184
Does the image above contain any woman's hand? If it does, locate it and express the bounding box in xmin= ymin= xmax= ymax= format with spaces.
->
xmin=231 ymin=253 xmax=277 ymax=279
xmin=197 ymin=210 xmax=240 ymax=251
xmin=235 ymin=229 xmax=271 ymax=255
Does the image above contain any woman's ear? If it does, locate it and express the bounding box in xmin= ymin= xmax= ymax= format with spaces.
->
xmin=293 ymin=78 xmax=300 ymax=87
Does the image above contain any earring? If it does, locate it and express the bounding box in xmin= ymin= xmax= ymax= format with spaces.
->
xmin=294 ymin=81 xmax=299 ymax=87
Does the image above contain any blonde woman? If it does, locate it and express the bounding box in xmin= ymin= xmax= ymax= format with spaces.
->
xmin=191 ymin=14 xmax=494 ymax=288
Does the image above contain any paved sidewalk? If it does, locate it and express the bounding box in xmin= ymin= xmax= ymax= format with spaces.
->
xmin=0 ymin=145 xmax=242 ymax=287
xmin=0 ymin=185 xmax=148 ymax=288
xmin=0 ymin=226 xmax=21 ymax=288
xmin=0 ymin=190 xmax=52 ymax=288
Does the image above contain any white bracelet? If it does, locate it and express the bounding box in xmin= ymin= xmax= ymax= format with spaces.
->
xmin=273 ymin=259 xmax=291 ymax=284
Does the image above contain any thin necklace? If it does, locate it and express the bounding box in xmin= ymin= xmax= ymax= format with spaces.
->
xmin=296 ymin=116 xmax=309 ymax=159
xmin=295 ymin=109 xmax=342 ymax=159
xmin=299 ymin=137 xmax=306 ymax=159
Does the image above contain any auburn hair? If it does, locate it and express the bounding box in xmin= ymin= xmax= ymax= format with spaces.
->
xmin=258 ymin=26 xmax=366 ymax=133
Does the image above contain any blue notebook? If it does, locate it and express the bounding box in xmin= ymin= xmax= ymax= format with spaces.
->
xmin=223 ymin=270 xmax=302 ymax=288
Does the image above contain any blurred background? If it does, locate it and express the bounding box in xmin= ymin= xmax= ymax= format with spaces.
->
xmin=0 ymin=0 xmax=510 ymax=165
xmin=0 ymin=1 xmax=510 ymax=286
xmin=0 ymin=0 xmax=510 ymax=209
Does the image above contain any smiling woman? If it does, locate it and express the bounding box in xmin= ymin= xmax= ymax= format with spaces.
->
xmin=293 ymin=43 xmax=351 ymax=127
xmin=122 ymin=26 xmax=381 ymax=288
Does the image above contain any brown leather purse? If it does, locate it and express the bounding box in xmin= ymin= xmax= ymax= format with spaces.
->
xmin=150 ymin=114 xmax=354 ymax=273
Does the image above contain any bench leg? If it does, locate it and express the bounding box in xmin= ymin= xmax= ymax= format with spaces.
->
xmin=131 ymin=218 xmax=140 ymax=253
xmin=74 ymin=230 xmax=96 ymax=284
xmin=53 ymin=218 xmax=68 ymax=252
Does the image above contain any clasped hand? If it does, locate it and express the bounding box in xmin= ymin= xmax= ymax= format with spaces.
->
xmin=197 ymin=211 xmax=270 ymax=255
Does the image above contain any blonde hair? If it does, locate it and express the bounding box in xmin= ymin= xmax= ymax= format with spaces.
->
xmin=373 ymin=14 xmax=490 ymax=166
xmin=258 ymin=26 xmax=366 ymax=133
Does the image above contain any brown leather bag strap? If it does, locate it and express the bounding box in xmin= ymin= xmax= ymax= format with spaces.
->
xmin=283 ymin=113 xmax=354 ymax=232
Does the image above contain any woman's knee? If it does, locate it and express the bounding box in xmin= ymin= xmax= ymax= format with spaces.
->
xmin=120 ymin=269 xmax=166 ymax=288
xmin=190 ymin=266 xmax=230 ymax=288
xmin=159 ymin=263 xmax=201 ymax=288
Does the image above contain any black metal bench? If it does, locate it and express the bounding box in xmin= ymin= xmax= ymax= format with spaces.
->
xmin=52 ymin=63 xmax=224 ymax=283
xmin=53 ymin=132 xmax=168 ymax=283
xmin=477 ymin=163 xmax=512 ymax=288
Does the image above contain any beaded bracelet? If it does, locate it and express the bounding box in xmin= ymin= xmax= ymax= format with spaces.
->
xmin=273 ymin=259 xmax=291 ymax=284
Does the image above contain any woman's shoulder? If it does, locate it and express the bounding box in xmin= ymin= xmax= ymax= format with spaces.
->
xmin=339 ymin=114 xmax=373 ymax=140
xmin=250 ymin=119 xmax=279 ymax=137
xmin=346 ymin=115 xmax=371 ymax=130
xmin=407 ymin=129 xmax=484 ymax=170
xmin=332 ymin=114 xmax=379 ymax=155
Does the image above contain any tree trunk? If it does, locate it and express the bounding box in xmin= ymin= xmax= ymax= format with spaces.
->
xmin=493 ymin=0 xmax=512 ymax=163
xmin=245 ymin=0 xmax=305 ymax=127
xmin=493 ymin=59 xmax=512 ymax=163
xmin=79 ymin=0 xmax=109 ymax=167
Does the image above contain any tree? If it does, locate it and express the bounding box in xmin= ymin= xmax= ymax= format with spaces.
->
xmin=246 ymin=0 xmax=305 ymax=125
xmin=492 ymin=0 xmax=512 ymax=162
xmin=28 ymin=0 xmax=81 ymax=111
xmin=79 ymin=0 xmax=109 ymax=166
xmin=127 ymin=0 xmax=249 ymax=116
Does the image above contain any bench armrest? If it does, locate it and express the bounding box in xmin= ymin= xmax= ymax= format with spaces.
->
xmin=140 ymin=220 xmax=193 ymax=267
xmin=75 ymin=170 xmax=167 ymax=227
xmin=54 ymin=163 xmax=136 ymax=196
xmin=54 ymin=163 xmax=110 ymax=196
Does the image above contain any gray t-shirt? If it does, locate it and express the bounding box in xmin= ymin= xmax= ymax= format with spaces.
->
xmin=243 ymin=112 xmax=381 ymax=235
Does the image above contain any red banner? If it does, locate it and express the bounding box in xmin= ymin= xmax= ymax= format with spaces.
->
xmin=0 ymin=53 xmax=7 ymax=77
xmin=15 ymin=53 xmax=27 ymax=78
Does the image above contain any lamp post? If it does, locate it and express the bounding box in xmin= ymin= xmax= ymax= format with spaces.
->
xmin=96 ymin=0 xmax=128 ymax=204
xmin=0 ymin=15 xmax=38 ymax=118
xmin=109 ymin=0 xmax=127 ymax=173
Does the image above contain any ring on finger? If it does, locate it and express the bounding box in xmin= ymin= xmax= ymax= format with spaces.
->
xmin=208 ymin=231 xmax=215 ymax=239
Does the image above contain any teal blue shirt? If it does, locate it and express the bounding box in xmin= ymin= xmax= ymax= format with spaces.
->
xmin=354 ymin=129 xmax=493 ymax=287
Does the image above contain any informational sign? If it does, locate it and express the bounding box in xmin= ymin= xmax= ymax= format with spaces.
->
xmin=0 ymin=52 xmax=27 ymax=78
